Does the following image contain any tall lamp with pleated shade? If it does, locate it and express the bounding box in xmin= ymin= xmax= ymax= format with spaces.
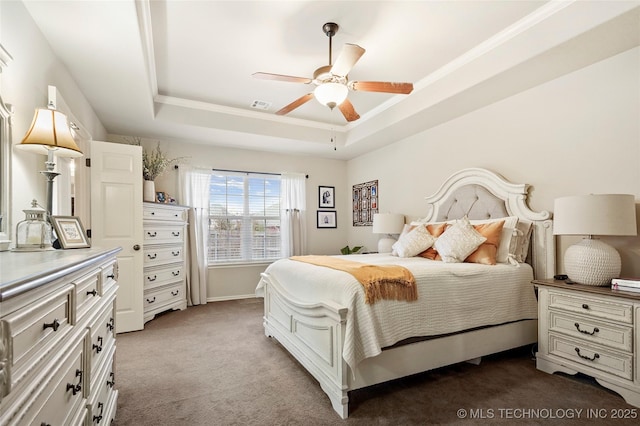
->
xmin=15 ymin=108 xmax=83 ymax=220
xmin=553 ymin=194 xmax=637 ymax=286
xmin=372 ymin=213 xmax=404 ymax=253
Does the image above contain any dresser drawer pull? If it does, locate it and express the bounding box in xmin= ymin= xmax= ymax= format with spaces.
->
xmin=147 ymin=275 xmax=157 ymax=281
xmin=146 ymin=297 xmax=156 ymax=304
xmin=582 ymin=303 xmax=589 ymax=310
xmin=575 ymin=347 xmax=599 ymax=361
xmin=43 ymin=319 xmax=60 ymax=331
xmin=172 ymin=270 xmax=180 ymax=276
xmin=171 ymin=290 xmax=179 ymax=296
xmin=172 ymin=250 xmax=180 ymax=256
xmin=147 ymin=231 xmax=157 ymax=237
xmin=107 ymin=273 xmax=115 ymax=279
xmin=107 ymin=317 xmax=115 ymax=331
xmin=172 ymin=231 xmax=180 ymax=237
xmin=87 ymin=289 xmax=98 ymax=297
xmin=66 ymin=369 xmax=82 ymax=395
xmin=574 ymin=323 xmax=599 ymax=336
xmin=93 ymin=336 xmax=103 ymax=353
xmin=106 ymin=372 xmax=115 ymax=388
xmin=41 ymin=423 xmax=52 ymax=426
xmin=93 ymin=402 xmax=104 ymax=424
xmin=147 ymin=253 xmax=157 ymax=260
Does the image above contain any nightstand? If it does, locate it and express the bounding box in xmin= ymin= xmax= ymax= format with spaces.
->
xmin=534 ymin=279 xmax=640 ymax=407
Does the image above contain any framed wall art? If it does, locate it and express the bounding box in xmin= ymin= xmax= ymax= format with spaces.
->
xmin=51 ymin=216 xmax=91 ymax=249
xmin=352 ymin=180 xmax=378 ymax=226
xmin=317 ymin=210 xmax=337 ymax=228
xmin=319 ymin=185 xmax=335 ymax=208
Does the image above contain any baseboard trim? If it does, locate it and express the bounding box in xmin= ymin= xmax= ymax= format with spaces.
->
xmin=206 ymin=294 xmax=258 ymax=303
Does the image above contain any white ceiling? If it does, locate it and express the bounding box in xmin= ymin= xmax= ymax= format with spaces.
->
xmin=23 ymin=1 xmax=640 ymax=160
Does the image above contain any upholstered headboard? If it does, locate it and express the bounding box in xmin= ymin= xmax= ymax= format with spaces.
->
xmin=422 ymin=168 xmax=555 ymax=280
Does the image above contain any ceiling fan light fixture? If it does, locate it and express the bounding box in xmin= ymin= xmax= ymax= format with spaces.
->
xmin=314 ymin=82 xmax=348 ymax=109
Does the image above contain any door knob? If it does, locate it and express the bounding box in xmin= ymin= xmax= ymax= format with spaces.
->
xmin=133 ymin=244 xmax=140 ymax=251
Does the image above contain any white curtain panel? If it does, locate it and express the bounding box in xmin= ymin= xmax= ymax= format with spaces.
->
xmin=280 ymin=173 xmax=307 ymax=257
xmin=177 ymin=166 xmax=212 ymax=305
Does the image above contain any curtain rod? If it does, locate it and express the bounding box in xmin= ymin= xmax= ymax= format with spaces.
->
xmin=174 ymin=164 xmax=308 ymax=178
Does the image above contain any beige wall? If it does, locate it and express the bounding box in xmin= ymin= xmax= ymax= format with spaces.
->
xmin=348 ymin=47 xmax=640 ymax=278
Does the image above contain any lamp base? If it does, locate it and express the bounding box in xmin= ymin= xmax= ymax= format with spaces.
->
xmin=378 ymin=237 xmax=396 ymax=254
xmin=564 ymin=238 xmax=621 ymax=286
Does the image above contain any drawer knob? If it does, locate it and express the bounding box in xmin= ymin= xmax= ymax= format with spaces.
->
xmin=575 ymin=347 xmax=599 ymax=362
xmin=147 ymin=275 xmax=157 ymax=282
xmin=66 ymin=370 xmax=82 ymax=395
xmin=574 ymin=323 xmax=599 ymax=336
xmin=172 ymin=251 xmax=180 ymax=256
xmin=87 ymin=289 xmax=98 ymax=297
xmin=43 ymin=319 xmax=60 ymax=332
xmin=106 ymin=372 xmax=115 ymax=388
xmin=147 ymin=231 xmax=157 ymax=237
xmin=93 ymin=336 xmax=103 ymax=353
xmin=172 ymin=270 xmax=180 ymax=276
xmin=146 ymin=297 xmax=156 ymax=304
xmin=172 ymin=231 xmax=180 ymax=237
xmin=93 ymin=402 xmax=104 ymax=423
xmin=171 ymin=290 xmax=179 ymax=296
xmin=106 ymin=317 xmax=115 ymax=331
xmin=581 ymin=303 xmax=589 ymax=310
xmin=147 ymin=253 xmax=157 ymax=260
xmin=107 ymin=274 xmax=115 ymax=279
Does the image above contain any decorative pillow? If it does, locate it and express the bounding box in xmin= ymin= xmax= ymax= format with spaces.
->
xmin=514 ymin=219 xmax=533 ymax=263
xmin=392 ymin=224 xmax=436 ymax=258
xmin=434 ymin=217 xmax=487 ymax=263
xmin=465 ymin=220 xmax=505 ymax=265
xmin=468 ymin=216 xmax=519 ymax=263
xmin=415 ymin=222 xmax=448 ymax=260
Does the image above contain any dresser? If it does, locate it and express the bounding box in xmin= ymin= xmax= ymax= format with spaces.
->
xmin=143 ymin=202 xmax=188 ymax=323
xmin=535 ymin=279 xmax=640 ymax=408
xmin=0 ymin=247 xmax=121 ymax=425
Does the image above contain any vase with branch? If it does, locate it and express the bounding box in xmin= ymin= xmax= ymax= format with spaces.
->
xmin=141 ymin=142 xmax=183 ymax=202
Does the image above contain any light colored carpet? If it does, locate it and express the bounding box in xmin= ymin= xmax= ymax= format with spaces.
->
xmin=114 ymin=299 xmax=637 ymax=425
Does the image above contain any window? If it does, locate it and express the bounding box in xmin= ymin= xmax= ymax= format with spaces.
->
xmin=208 ymin=172 xmax=281 ymax=264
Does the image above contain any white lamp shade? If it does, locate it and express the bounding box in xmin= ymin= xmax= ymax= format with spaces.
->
xmin=553 ymin=194 xmax=637 ymax=236
xmin=314 ymin=83 xmax=348 ymax=109
xmin=372 ymin=213 xmax=404 ymax=234
xmin=15 ymin=108 xmax=83 ymax=158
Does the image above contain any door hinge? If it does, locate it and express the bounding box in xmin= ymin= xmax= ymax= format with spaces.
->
xmin=85 ymin=158 xmax=91 ymax=167
xmin=86 ymin=229 xmax=91 ymax=238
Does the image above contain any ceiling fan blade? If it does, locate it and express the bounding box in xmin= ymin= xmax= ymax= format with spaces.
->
xmin=252 ymin=72 xmax=312 ymax=84
xmin=276 ymin=93 xmax=314 ymax=115
xmin=338 ymin=99 xmax=360 ymax=122
xmin=330 ymin=44 xmax=365 ymax=77
xmin=350 ymin=81 xmax=414 ymax=94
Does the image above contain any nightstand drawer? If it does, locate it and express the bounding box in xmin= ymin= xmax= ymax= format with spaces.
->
xmin=549 ymin=311 xmax=633 ymax=352
xmin=549 ymin=333 xmax=633 ymax=380
xmin=548 ymin=291 xmax=633 ymax=324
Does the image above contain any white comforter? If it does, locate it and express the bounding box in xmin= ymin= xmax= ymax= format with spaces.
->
xmin=255 ymin=254 xmax=537 ymax=372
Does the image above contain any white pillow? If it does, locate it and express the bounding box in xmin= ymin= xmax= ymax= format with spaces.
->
xmin=435 ymin=217 xmax=487 ymax=263
xmin=515 ymin=219 xmax=533 ymax=263
xmin=468 ymin=216 xmax=519 ymax=263
xmin=392 ymin=224 xmax=436 ymax=258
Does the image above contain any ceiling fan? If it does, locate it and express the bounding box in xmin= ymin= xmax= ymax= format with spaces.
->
xmin=253 ymin=22 xmax=414 ymax=122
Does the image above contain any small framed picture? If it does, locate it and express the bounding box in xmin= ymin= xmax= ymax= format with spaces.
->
xmin=156 ymin=192 xmax=167 ymax=203
xmin=51 ymin=216 xmax=91 ymax=249
xmin=319 ymin=186 xmax=335 ymax=209
xmin=317 ymin=210 xmax=337 ymax=228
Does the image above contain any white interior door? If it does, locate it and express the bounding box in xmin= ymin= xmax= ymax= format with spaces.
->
xmin=90 ymin=141 xmax=143 ymax=333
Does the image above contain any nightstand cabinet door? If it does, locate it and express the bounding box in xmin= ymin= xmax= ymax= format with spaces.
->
xmin=535 ymin=280 xmax=640 ymax=408
xmin=143 ymin=202 xmax=189 ymax=323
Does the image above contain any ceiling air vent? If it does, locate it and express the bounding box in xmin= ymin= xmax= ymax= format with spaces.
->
xmin=251 ymin=100 xmax=271 ymax=110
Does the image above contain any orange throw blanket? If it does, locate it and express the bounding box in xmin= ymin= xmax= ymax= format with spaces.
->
xmin=290 ymin=255 xmax=417 ymax=304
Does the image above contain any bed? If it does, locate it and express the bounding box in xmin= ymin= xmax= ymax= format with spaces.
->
xmin=256 ymin=168 xmax=555 ymax=418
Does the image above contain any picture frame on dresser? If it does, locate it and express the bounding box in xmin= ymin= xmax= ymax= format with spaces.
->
xmin=51 ymin=215 xmax=90 ymax=249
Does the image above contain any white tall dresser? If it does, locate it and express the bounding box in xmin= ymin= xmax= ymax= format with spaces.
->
xmin=142 ymin=202 xmax=189 ymax=323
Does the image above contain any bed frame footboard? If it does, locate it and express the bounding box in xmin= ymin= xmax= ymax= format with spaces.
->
xmin=261 ymin=272 xmax=351 ymax=418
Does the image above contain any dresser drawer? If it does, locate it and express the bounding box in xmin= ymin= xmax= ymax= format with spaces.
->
xmin=144 ymin=245 xmax=184 ymax=267
xmin=143 ymin=205 xmax=187 ymax=222
xmin=144 ymin=264 xmax=185 ymax=291
xmin=144 ymin=284 xmax=185 ymax=310
xmin=73 ymin=268 xmax=102 ymax=321
xmin=100 ymin=260 xmax=118 ymax=295
xmin=549 ymin=311 xmax=633 ymax=352
xmin=87 ymin=293 xmax=116 ymax=392
xmin=13 ymin=336 xmax=87 ymax=426
xmin=1 ymin=284 xmax=74 ymax=394
xmin=144 ymin=225 xmax=185 ymax=244
xmin=87 ymin=344 xmax=117 ymax=426
xmin=548 ymin=333 xmax=633 ymax=380
xmin=548 ymin=290 xmax=633 ymax=324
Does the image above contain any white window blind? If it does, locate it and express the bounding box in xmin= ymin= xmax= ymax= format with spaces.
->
xmin=208 ymin=171 xmax=281 ymax=264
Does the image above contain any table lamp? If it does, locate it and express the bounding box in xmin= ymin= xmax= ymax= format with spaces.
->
xmin=553 ymin=194 xmax=637 ymax=286
xmin=14 ymin=108 xmax=83 ymax=220
xmin=372 ymin=213 xmax=404 ymax=253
